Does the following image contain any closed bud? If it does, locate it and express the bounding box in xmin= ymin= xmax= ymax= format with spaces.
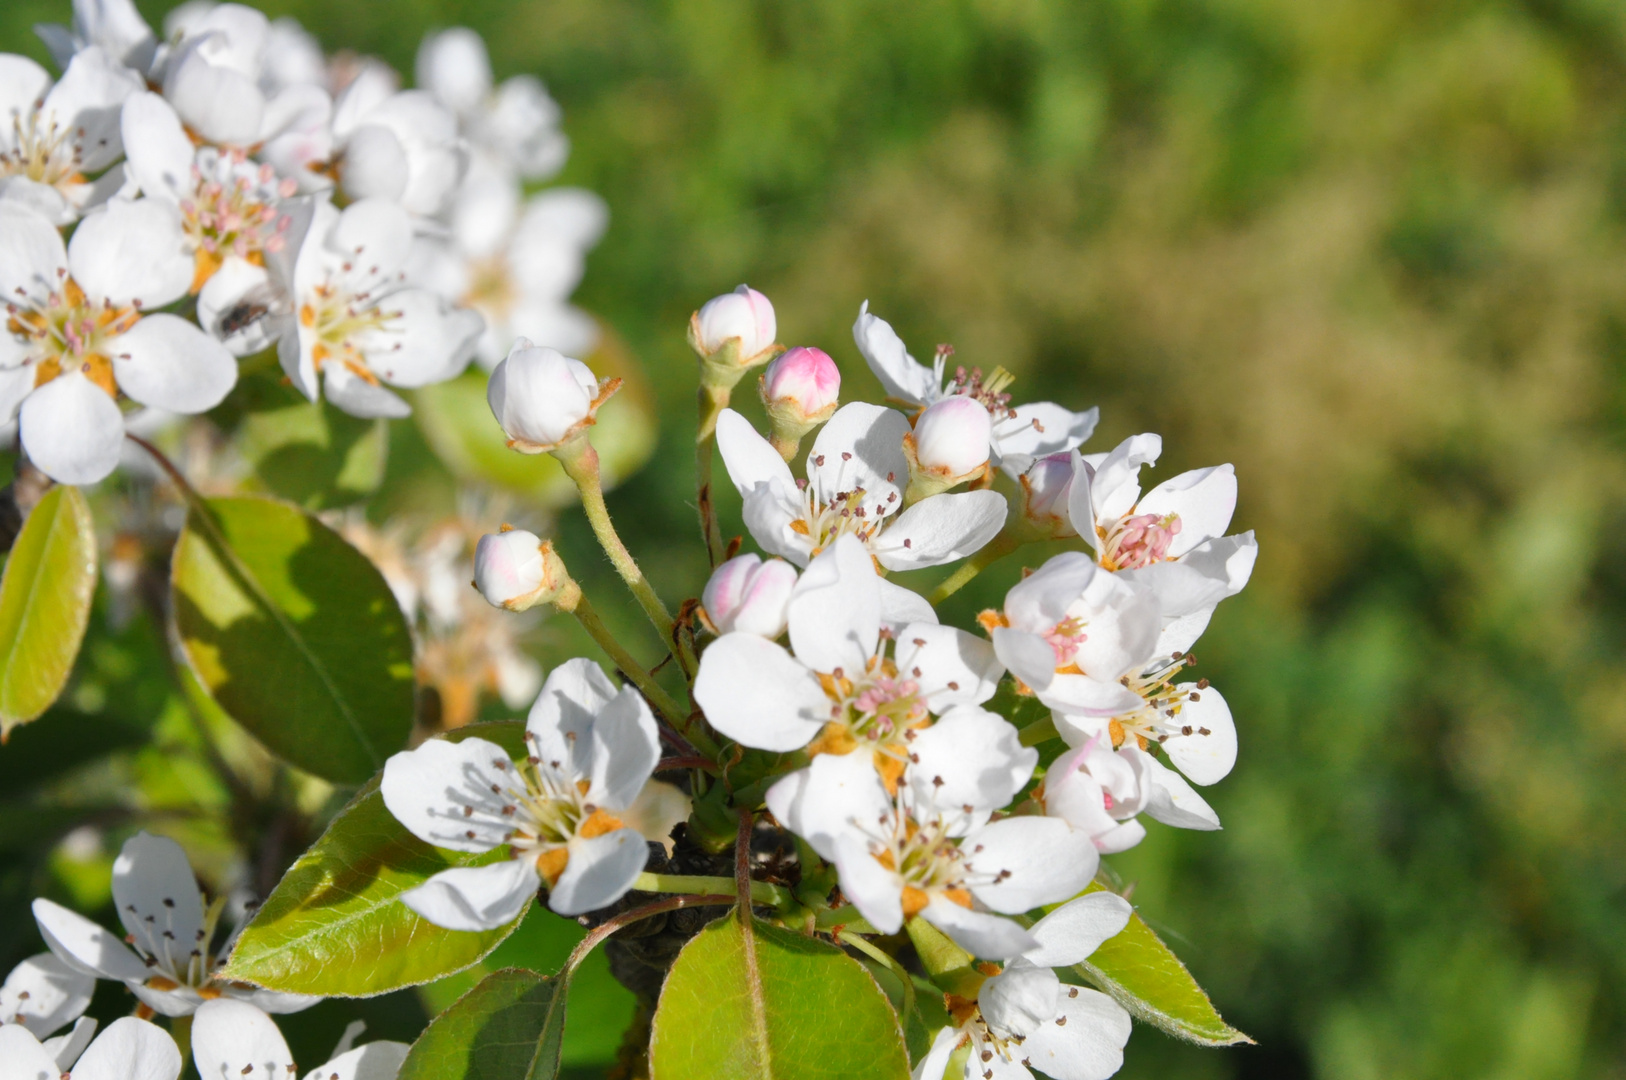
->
xmin=473 ymin=527 xmax=576 ymax=611
xmin=689 ymin=285 xmax=780 ymax=386
xmin=902 ymin=396 xmax=991 ymax=502
xmin=1016 ymin=452 xmax=1079 ymax=539
xmin=487 ymin=339 xmax=620 ymax=454
xmin=759 ymin=346 xmax=840 ymax=460
xmin=701 ymin=554 xmax=797 ymax=638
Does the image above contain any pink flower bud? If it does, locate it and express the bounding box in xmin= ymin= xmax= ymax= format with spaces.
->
xmin=694 ymin=285 xmax=776 ymax=360
xmin=487 ymin=340 xmax=609 ymax=452
xmin=913 ymin=396 xmax=992 ymax=477
xmin=1019 ymin=453 xmax=1078 ymax=537
xmin=701 ymin=554 xmax=797 ymax=638
xmin=475 ymin=528 xmax=558 ymax=610
xmin=761 ymin=347 xmax=840 ymax=420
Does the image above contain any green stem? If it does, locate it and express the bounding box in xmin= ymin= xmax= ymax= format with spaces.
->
xmin=1018 ymin=715 xmax=1058 ymax=747
xmin=813 ymin=904 xmax=878 ymax=935
xmin=170 ymin=1014 xmax=192 ymax=1070
xmin=696 ymin=382 xmax=731 ymax=566
xmin=928 ymin=528 xmax=1023 ymax=605
xmin=555 ymin=438 xmax=694 ymax=678
xmin=567 ymin=594 xmax=692 ymax=733
xmin=632 ymin=870 xmax=794 ymax=910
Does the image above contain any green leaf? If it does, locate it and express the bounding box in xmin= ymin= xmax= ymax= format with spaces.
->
xmin=237 ymin=401 xmax=389 ymax=509
xmin=170 ymin=495 xmax=415 ymax=784
xmin=398 ymin=967 xmax=566 ymax=1080
xmin=413 ymin=325 xmax=657 ymax=507
xmin=0 ymin=485 xmax=96 ymax=738
xmin=1075 ymin=884 xmax=1253 ymax=1046
xmin=221 ymin=724 xmax=528 ymax=996
xmin=650 ymin=914 xmax=911 ymax=1080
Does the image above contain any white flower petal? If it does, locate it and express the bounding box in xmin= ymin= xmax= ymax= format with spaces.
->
xmin=852 ymin=301 xmax=939 ymax=405
xmin=1084 ymin=432 xmax=1162 ymax=525
xmin=196 ymin=256 xmax=276 ymax=356
xmin=766 ymin=751 xmax=892 ymax=862
xmin=234 ymin=989 xmax=320 ymax=1016
xmin=0 ymin=202 xmax=69 ymax=300
xmin=416 ymin=26 xmax=492 ymax=115
xmin=120 ymin=92 xmax=194 ymax=201
xmin=20 ymin=370 xmax=125 ymax=484
xmin=191 ymin=1000 xmax=292 ymax=1080
xmin=586 ymin=688 xmax=661 ymax=813
xmin=128 ymin=980 xmax=203 ymax=1018
xmin=1023 ymin=892 xmax=1133 ymax=968
xmin=163 ymin=42 xmax=265 ymax=146
xmin=42 ymin=47 xmax=142 ymax=172
xmin=526 ymin=656 xmax=619 ymax=779
xmin=910 ymin=1025 xmax=959 ymax=1080
xmin=329 ymin=198 xmax=414 ymax=280
xmin=111 ymin=314 xmax=236 ymax=413
xmin=806 ymin=402 xmax=908 ymax=510
xmin=787 ymin=535 xmax=880 ymax=676
xmin=906 ymin=707 xmax=1034 ymax=831
xmin=42 ymin=1015 xmax=97 ymax=1070
xmin=874 ymin=491 xmax=1007 ymax=572
xmin=516 ymin=187 xmax=608 ymax=250
xmin=716 ymin=408 xmax=795 ymax=496
xmin=740 ymin=479 xmax=814 ymax=566
xmin=0 ymin=1024 xmax=64 ymax=1080
xmin=1155 ymin=607 xmax=1214 ymax=658
xmin=1015 ymin=987 xmax=1132 ymax=1080
xmin=111 ymin=832 xmax=206 ymax=975
xmin=399 ymin=859 xmax=538 ymax=931
xmin=896 ymin=623 xmax=1002 ymax=708
xmin=832 ymin=833 xmax=904 ymax=935
xmin=549 ymin=828 xmax=648 ymax=916
xmin=68 ymin=198 xmax=191 ymax=308
xmin=70 ymin=1016 xmax=182 ymax=1080
xmin=361 ymin=288 xmax=481 ymax=388
xmin=1137 ymin=751 xmax=1222 ymax=830
xmin=993 ymin=401 xmax=1098 ymax=462
xmin=921 ymin=900 xmax=1036 ymax=960
xmin=0 ymin=953 xmax=94 ymax=1037
xmin=878 ymin=579 xmax=938 ymax=630
xmin=980 ymin=960 xmax=1060 ymax=1038
xmin=1042 ymin=675 xmax=1145 ymax=718
xmin=380 ymin=736 xmax=519 ymax=853
xmin=0 ymin=55 xmax=52 ymax=126
xmin=302 ymin=1041 xmax=410 ymax=1080
xmin=991 ymin=628 xmax=1061 ymax=694
xmin=692 ymin=633 xmax=828 ymax=752
xmin=31 ymin=898 xmax=149 ymax=982
xmin=0 ymin=359 xmax=34 ymax=424
xmin=1160 ymin=684 xmax=1236 ymax=785
xmin=322 ymin=366 xmax=411 ymax=419
xmin=1137 ymin=464 xmax=1236 ymax=556
xmin=1003 ymin=552 xmax=1096 ymax=631
xmin=964 ymin=817 xmax=1097 ymax=914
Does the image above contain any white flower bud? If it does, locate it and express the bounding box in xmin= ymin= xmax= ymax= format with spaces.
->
xmin=1017 ymin=452 xmax=1079 ymax=538
xmin=473 ymin=528 xmax=573 ymax=611
xmin=487 ymin=339 xmax=616 ymax=453
xmin=701 ymin=554 xmax=797 ymax=638
xmin=695 ymin=283 xmax=777 ymax=357
xmin=914 ymin=396 xmax=992 ymax=477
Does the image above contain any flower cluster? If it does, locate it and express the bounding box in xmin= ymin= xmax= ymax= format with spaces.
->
xmin=0 ymin=0 xmax=605 ymax=483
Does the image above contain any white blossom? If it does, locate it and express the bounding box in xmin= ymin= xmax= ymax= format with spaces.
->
xmin=416 ymin=27 xmax=569 ymax=182
xmin=693 ymin=284 xmax=776 ymax=364
xmin=0 ymin=200 xmax=237 ymax=483
xmin=1 ymin=952 xmax=94 ymax=1050
xmin=329 ymin=65 xmax=466 ymax=217
xmin=715 ymin=404 xmax=1008 ymax=571
xmin=486 ymin=339 xmax=617 ymax=452
xmin=191 ymin=998 xmax=409 ymax=1080
xmin=0 ymin=48 xmax=142 ymax=223
xmin=853 ymin=302 xmax=1098 ymax=476
xmin=0 ymin=1015 xmax=181 ymax=1080
xmin=913 ymin=892 xmax=1135 ymax=1080
xmin=31 ymin=832 xmax=317 ymax=1017
xmin=36 ymin=0 xmax=160 ymax=75
xmin=381 ymin=657 xmax=660 ymax=925
xmin=275 ymin=197 xmax=482 ymax=418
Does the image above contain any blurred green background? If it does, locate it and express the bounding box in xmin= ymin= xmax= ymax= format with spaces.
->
xmin=6 ymin=0 xmax=1626 ymax=1077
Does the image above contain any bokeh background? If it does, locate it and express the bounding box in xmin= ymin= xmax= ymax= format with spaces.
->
xmin=5 ymin=1 xmax=1626 ymax=1077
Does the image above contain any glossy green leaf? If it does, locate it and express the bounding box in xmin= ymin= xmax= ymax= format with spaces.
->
xmin=221 ymin=724 xmax=528 ymax=996
xmin=237 ymin=401 xmax=388 ymax=509
xmin=650 ymin=914 xmax=910 ymax=1080
xmin=1075 ymin=885 xmax=1253 ymax=1046
xmin=413 ymin=324 xmax=657 ymax=507
xmin=399 ymin=967 xmax=566 ymax=1080
xmin=0 ymin=485 xmax=96 ymax=738
xmin=171 ymin=495 xmax=414 ymax=784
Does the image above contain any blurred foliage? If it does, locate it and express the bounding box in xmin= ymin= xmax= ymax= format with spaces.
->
xmin=6 ymin=0 xmax=1626 ymax=1077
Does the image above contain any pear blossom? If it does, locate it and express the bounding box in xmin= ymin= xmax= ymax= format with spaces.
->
xmin=31 ymin=832 xmax=317 ymax=1017
xmin=0 ymin=200 xmax=237 ymax=483
xmin=1069 ymin=433 xmax=1257 ymax=654
xmin=1 ymin=953 xmax=94 ymax=1054
xmin=36 ymin=0 xmax=160 ymax=75
xmin=416 ymin=27 xmax=569 ymax=182
xmin=912 ymin=892 xmax=1135 ymax=1080
xmin=694 ymin=536 xmax=1002 ymax=785
xmin=1012 ymin=452 xmax=1078 ymax=540
xmin=381 ymin=657 xmax=660 ymax=926
xmin=275 ymin=197 xmax=483 ymax=418
xmin=715 ymin=404 xmax=1009 ymax=572
xmin=691 ymin=284 xmax=778 ymax=373
xmin=410 ymin=183 xmax=607 ymax=366
xmin=700 ymin=552 xmax=797 ymax=638
xmin=191 ymin=998 xmax=409 ymax=1080
xmin=984 ymin=552 xmax=1161 ymax=718
xmin=853 ymin=303 xmax=1098 ymax=476
xmin=905 ymin=395 xmax=993 ymax=502
xmin=0 ymin=48 xmax=141 ymax=223
xmin=1037 ymin=738 xmax=1151 ymax=854
xmin=767 ymin=746 xmax=1095 ymax=959
xmin=473 ymin=526 xmax=571 ymax=612
xmin=327 ymin=65 xmax=466 ymax=217
xmin=0 ymin=1016 xmax=181 ymax=1080
xmin=759 ymin=345 xmax=841 ymax=457
xmin=486 ymin=339 xmax=618 ymax=452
